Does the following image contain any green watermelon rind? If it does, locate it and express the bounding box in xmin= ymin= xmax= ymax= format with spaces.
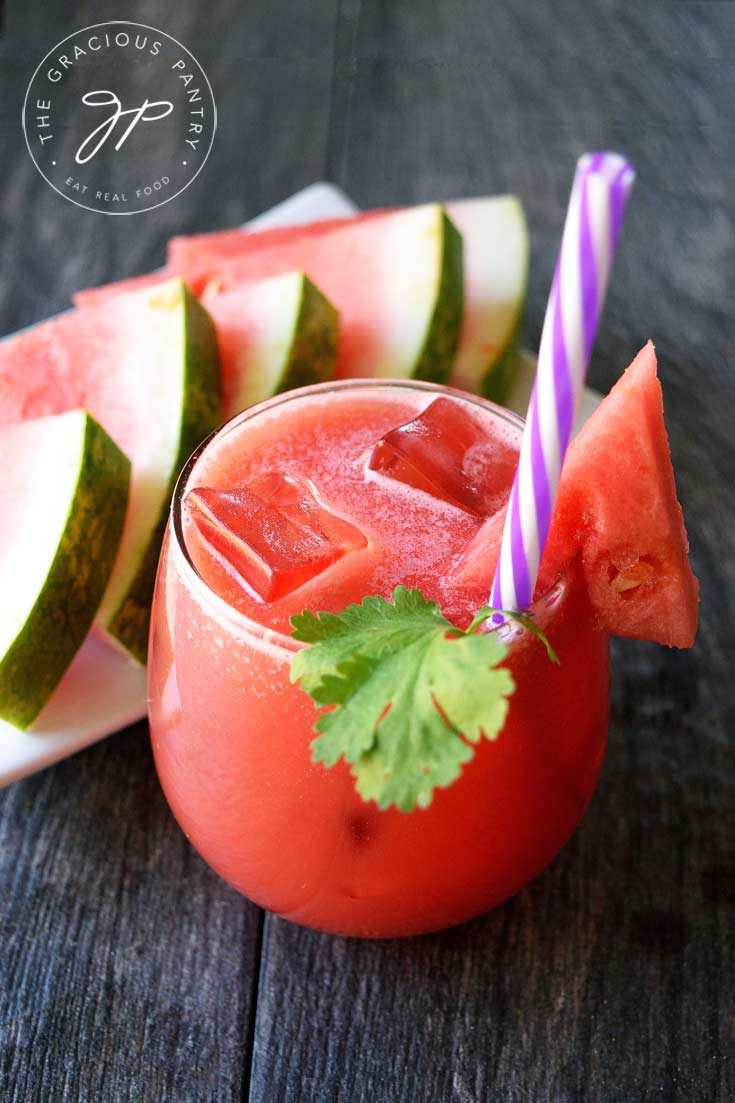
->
xmin=0 ymin=413 xmax=131 ymax=730
xmin=102 ymin=281 xmax=221 ymax=664
xmin=273 ymin=274 xmax=339 ymax=396
xmin=447 ymin=195 xmax=529 ymax=400
xmin=413 ymin=209 xmax=464 ymax=385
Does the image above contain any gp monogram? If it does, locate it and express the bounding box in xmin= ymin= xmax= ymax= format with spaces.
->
xmin=74 ymin=91 xmax=175 ymax=166
xmin=22 ymin=22 xmax=217 ymax=214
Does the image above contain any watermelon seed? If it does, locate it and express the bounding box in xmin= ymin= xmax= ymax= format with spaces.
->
xmin=609 ymin=558 xmax=656 ymax=594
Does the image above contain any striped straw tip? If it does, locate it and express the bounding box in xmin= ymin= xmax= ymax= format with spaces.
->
xmin=579 ymin=150 xmax=636 ymax=188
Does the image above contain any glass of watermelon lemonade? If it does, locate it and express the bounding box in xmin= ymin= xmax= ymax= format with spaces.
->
xmin=147 ymin=380 xmax=610 ymax=938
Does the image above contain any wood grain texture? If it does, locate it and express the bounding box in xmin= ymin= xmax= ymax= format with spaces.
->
xmin=252 ymin=2 xmax=735 ymax=1101
xmin=0 ymin=1 xmax=733 ymax=1101
xmin=0 ymin=0 xmax=337 ymax=1098
xmin=0 ymin=725 xmax=262 ymax=1102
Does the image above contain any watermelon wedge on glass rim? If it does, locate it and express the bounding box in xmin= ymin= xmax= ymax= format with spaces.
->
xmin=0 ymin=279 xmax=221 ymax=664
xmin=455 ymin=342 xmax=699 ymax=648
xmin=167 ymin=212 xmax=387 ymax=271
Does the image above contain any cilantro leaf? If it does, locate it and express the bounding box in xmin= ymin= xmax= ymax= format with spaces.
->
xmin=290 ymin=586 xmax=515 ymax=812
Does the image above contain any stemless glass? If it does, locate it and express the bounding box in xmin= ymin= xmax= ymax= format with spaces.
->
xmin=147 ymin=380 xmax=610 ymax=938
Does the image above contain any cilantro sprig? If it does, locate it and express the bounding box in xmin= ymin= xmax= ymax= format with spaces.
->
xmin=290 ymin=586 xmax=557 ymax=813
xmin=456 ymin=606 xmax=560 ymax=665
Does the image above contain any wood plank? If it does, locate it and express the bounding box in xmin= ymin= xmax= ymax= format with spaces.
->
xmin=0 ymin=724 xmax=262 ymax=1102
xmin=249 ymin=637 xmax=734 ymax=1101
xmin=0 ymin=0 xmax=732 ymax=1099
xmin=0 ymin=0 xmax=338 ymax=1099
xmin=250 ymin=2 xmax=735 ymax=1100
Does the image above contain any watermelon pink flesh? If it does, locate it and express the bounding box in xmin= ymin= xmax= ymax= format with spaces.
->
xmin=167 ymin=211 xmax=390 ymax=272
xmin=456 ymin=342 xmax=698 ymax=648
xmin=73 ymin=211 xmax=392 ymax=309
xmin=0 ymin=303 xmax=147 ymax=443
xmin=196 ymin=280 xmax=290 ymax=417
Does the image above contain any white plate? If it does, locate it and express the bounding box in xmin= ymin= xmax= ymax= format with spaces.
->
xmin=0 ymin=182 xmax=600 ymax=787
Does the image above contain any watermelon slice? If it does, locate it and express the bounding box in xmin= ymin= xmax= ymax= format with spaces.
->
xmin=78 ymin=204 xmax=463 ymax=382
xmin=0 ymin=410 xmax=130 ymax=729
xmin=74 ymin=196 xmax=528 ymax=398
xmin=456 ymin=343 xmax=698 ymax=648
xmin=0 ymin=279 xmax=221 ymax=662
xmin=174 ymin=197 xmax=526 ymax=395
xmin=182 ymin=203 xmax=465 ymax=383
xmin=167 ymin=212 xmax=388 ymax=273
xmin=204 ymin=271 xmax=338 ymax=418
xmin=77 ymin=270 xmax=338 ymax=421
xmin=444 ymin=197 xmax=528 ymax=399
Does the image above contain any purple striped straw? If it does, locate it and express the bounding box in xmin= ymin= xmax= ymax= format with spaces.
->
xmin=490 ymin=151 xmax=635 ymax=615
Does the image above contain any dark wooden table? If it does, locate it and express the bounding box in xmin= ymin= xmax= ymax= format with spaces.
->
xmin=1 ymin=2 xmax=733 ymax=1100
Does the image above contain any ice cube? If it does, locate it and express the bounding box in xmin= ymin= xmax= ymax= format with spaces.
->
xmin=184 ymin=472 xmax=367 ymax=602
xmin=368 ymin=397 xmax=517 ymax=516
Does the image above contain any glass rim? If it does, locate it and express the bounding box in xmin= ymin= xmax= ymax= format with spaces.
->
xmin=169 ymin=378 xmax=526 ymax=651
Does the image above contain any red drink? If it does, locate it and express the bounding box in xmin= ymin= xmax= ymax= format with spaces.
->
xmin=148 ymin=381 xmax=609 ymax=937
